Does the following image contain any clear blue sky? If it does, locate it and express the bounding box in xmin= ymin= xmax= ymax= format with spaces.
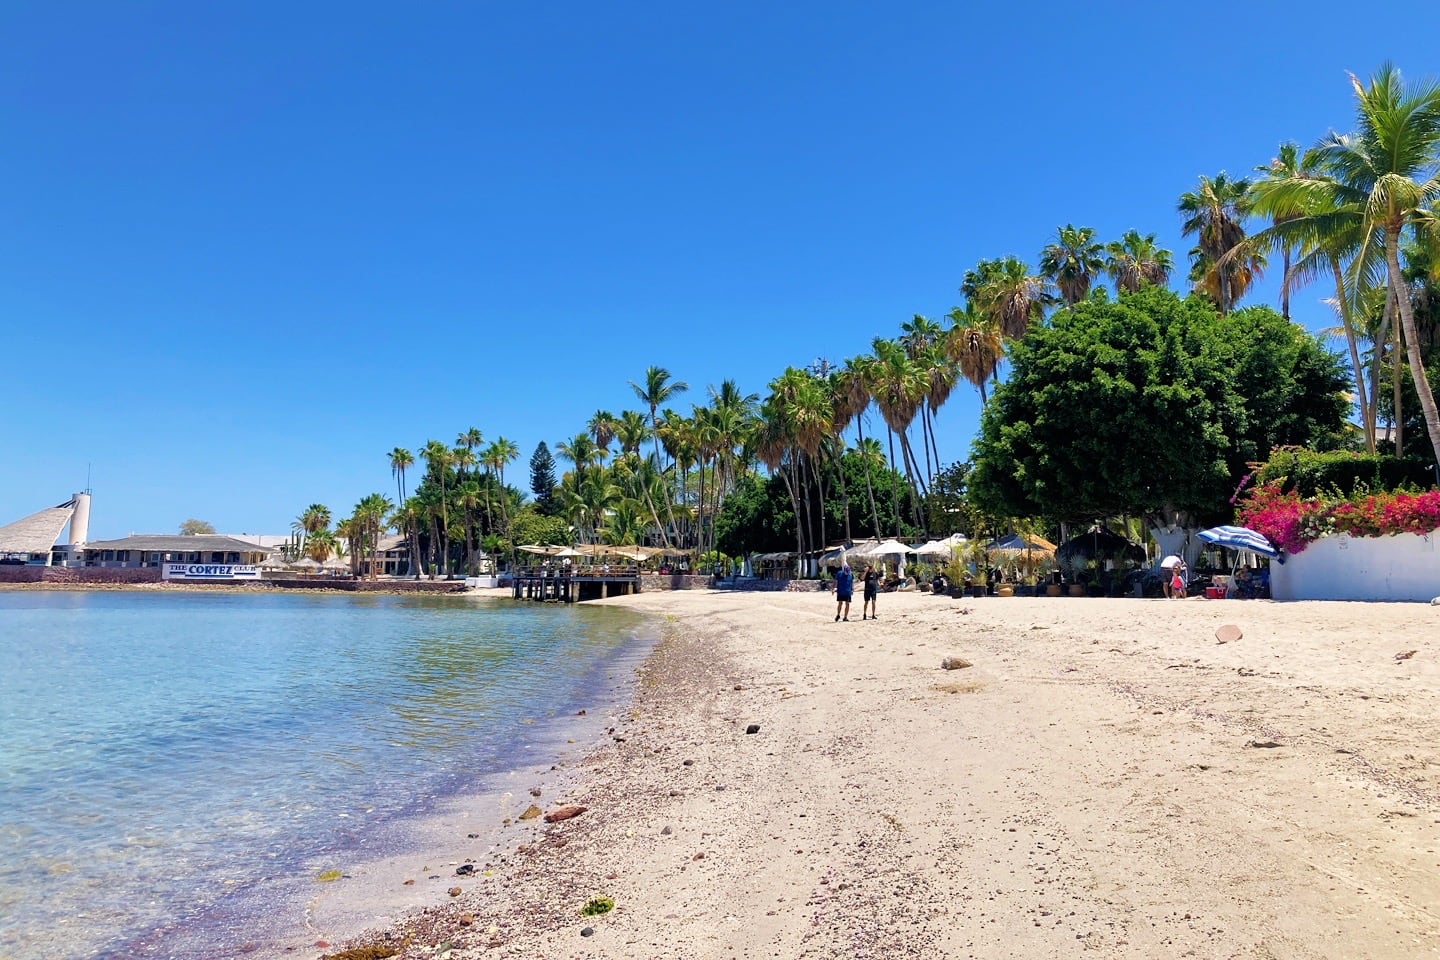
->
xmin=0 ymin=1 xmax=1432 ymax=539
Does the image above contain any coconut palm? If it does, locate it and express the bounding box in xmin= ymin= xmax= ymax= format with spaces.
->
xmin=1039 ymin=224 xmax=1105 ymax=306
xmin=587 ymin=411 xmax=618 ymax=453
xmin=629 ymin=367 xmax=687 ymax=547
xmin=1104 ymin=230 xmax=1174 ymax=293
xmin=421 ymin=440 xmax=453 ymax=577
xmin=1179 ymin=172 xmax=1262 ymax=313
xmin=835 ymin=356 xmax=884 ymax=537
xmin=1317 ymin=64 xmax=1440 ymax=464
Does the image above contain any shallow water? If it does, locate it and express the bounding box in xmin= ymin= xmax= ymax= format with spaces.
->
xmin=0 ymin=589 xmax=650 ymax=960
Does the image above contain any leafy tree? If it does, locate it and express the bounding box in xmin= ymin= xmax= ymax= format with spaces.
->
xmin=508 ymin=506 xmax=570 ymax=548
xmin=179 ymin=518 xmax=215 ymax=535
xmin=923 ymin=461 xmax=987 ymax=538
xmin=968 ymin=287 xmax=1347 ymax=526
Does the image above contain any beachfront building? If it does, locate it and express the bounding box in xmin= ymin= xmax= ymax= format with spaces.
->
xmin=0 ymin=493 xmax=91 ymax=566
xmin=81 ymin=534 xmax=276 ymax=569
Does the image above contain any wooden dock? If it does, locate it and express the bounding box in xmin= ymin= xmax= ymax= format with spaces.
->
xmin=511 ymin=565 xmax=641 ymax=603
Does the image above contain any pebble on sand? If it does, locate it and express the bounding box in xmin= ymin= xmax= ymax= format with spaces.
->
xmin=745 ymin=723 xmax=760 ymax=734
xmin=941 ymin=656 xmax=973 ymax=670
xmin=518 ymin=804 xmax=543 ymax=821
xmin=1216 ymin=624 xmax=1243 ymax=644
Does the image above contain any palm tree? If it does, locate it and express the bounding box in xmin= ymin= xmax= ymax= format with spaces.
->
xmin=353 ymin=493 xmax=392 ymax=578
xmin=835 ymin=356 xmax=884 ymax=537
xmin=1252 ymin=143 xmax=1306 ymax=321
xmin=1245 ymin=146 xmax=1386 ymax=451
xmin=387 ymin=447 xmax=417 ymax=575
xmin=1039 ymin=224 xmax=1105 ymax=306
xmin=1318 ymin=64 xmax=1440 ymax=464
xmin=629 ymin=367 xmax=688 ymax=547
xmin=945 ymin=304 xmax=1003 ymax=404
xmin=1178 ymin=172 xmax=1261 ymax=313
xmin=587 ymin=411 xmax=618 ymax=453
xmin=868 ymin=338 xmax=928 ymax=534
xmin=962 ymin=256 xmax=1055 ymax=340
xmin=1104 ymin=230 xmax=1174 ymax=293
xmin=421 ymin=440 xmax=452 ymax=577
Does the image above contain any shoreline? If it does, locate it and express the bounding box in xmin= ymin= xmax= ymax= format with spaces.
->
xmin=0 ymin=580 xmax=501 ymax=597
xmin=317 ymin=589 xmax=1440 ymax=959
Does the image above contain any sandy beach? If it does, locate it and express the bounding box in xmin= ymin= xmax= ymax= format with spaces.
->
xmin=315 ymin=589 xmax=1440 ymax=960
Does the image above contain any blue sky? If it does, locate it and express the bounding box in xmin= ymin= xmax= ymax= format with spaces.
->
xmin=0 ymin=1 xmax=1432 ymax=539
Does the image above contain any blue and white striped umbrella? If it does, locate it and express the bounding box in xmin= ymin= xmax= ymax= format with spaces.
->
xmin=1197 ymin=525 xmax=1280 ymax=560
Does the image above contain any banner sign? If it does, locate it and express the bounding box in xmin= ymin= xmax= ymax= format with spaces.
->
xmin=163 ymin=563 xmax=263 ymax=581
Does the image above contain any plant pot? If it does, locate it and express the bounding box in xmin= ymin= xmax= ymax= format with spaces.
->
xmin=1014 ymin=584 xmax=1036 ymax=597
xmin=995 ymin=584 xmax=1015 ymax=597
xmin=1045 ymin=583 xmax=1062 ymax=597
xmin=1067 ymin=583 xmax=1086 ymax=597
xmin=948 ymin=586 xmax=967 ymax=599
xmin=968 ymin=585 xmax=986 ymax=598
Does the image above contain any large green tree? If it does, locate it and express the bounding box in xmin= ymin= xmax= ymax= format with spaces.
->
xmin=969 ymin=286 xmax=1347 ymax=526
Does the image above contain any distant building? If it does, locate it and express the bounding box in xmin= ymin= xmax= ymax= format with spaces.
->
xmin=0 ymin=493 xmax=91 ymax=565
xmin=81 ymin=534 xmax=276 ymax=569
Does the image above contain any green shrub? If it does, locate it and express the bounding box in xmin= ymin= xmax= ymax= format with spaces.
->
xmin=581 ymin=896 xmax=614 ymax=916
xmin=1254 ymin=449 xmax=1434 ymax=498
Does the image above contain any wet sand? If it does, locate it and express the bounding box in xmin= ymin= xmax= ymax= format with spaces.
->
xmin=311 ymin=589 xmax=1440 ymax=959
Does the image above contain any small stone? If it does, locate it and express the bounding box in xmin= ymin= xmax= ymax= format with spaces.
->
xmin=941 ymin=657 xmax=973 ymax=670
xmin=466 ymin=833 xmax=479 ymax=838
xmin=1215 ymin=624 xmax=1242 ymax=644
xmin=734 ymin=684 xmax=744 ymax=690
xmin=692 ymin=852 xmax=705 ymax=860
xmin=544 ymin=804 xmax=587 ymax=823
xmin=1396 ymin=649 xmax=1418 ymax=660
xmin=580 ymin=927 xmax=595 ymax=937
xmin=448 ymin=886 xmax=462 ymax=897
xmin=458 ymin=913 xmax=474 ymax=926
xmin=455 ymin=863 xmax=475 ymax=876
xmin=1246 ymin=739 xmax=1283 ymax=749
xmin=745 ymin=724 xmax=760 ymax=735
xmin=529 ymin=787 xmax=542 ymax=797
xmin=577 ymin=709 xmax=586 ymax=715
xmin=518 ymin=805 xmax=543 ymax=821
xmin=682 ymin=759 xmax=694 ymax=767
xmin=661 ymin=826 xmax=672 ymax=835
xmin=403 ymin=879 xmax=415 ymax=885
xmin=715 ymin=785 xmax=726 ymax=791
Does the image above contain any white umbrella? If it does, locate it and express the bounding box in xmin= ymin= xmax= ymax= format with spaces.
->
xmin=1160 ymin=555 xmax=1182 ymax=569
xmin=868 ymin=539 xmax=914 ymax=556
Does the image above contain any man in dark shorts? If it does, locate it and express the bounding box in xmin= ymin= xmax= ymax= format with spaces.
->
xmin=833 ymin=562 xmax=854 ymax=622
xmin=861 ymin=563 xmax=879 ymax=619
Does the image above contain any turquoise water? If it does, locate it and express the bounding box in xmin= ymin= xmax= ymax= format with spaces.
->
xmin=0 ymin=590 xmax=650 ymax=960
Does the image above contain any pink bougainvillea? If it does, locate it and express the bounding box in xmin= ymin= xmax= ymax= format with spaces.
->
xmin=1237 ymin=482 xmax=1440 ymax=554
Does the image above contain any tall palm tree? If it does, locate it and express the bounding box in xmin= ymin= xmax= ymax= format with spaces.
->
xmin=1039 ymin=224 xmax=1105 ymax=306
xmin=1178 ymin=172 xmax=1261 ymax=313
xmin=629 ymin=367 xmax=688 ymax=547
xmin=1104 ymin=230 xmax=1174 ymax=293
xmin=1319 ymin=64 xmax=1440 ymax=464
xmin=388 ymin=447 xmax=416 ymax=575
xmin=945 ymin=305 xmax=1003 ymax=404
xmin=962 ymin=256 xmax=1055 ymax=340
xmin=421 ymin=440 xmax=452 ymax=577
xmin=835 ymin=356 xmax=884 ymax=537
xmin=1252 ymin=143 xmax=1305 ymax=321
xmin=587 ymin=411 xmax=618 ymax=453
xmin=1245 ymin=147 xmax=1386 ymax=451
xmin=868 ymin=338 xmax=928 ymax=534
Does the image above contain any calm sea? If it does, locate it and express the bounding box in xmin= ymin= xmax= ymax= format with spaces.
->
xmin=0 ymin=589 xmax=652 ymax=960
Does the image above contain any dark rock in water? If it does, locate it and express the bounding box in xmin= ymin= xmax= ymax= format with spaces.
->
xmin=455 ymin=864 xmax=475 ymax=876
xmin=466 ymin=833 xmax=479 ymax=839
xmin=544 ymin=804 xmax=587 ymax=823
xmin=745 ymin=724 xmax=760 ymax=735
xmin=577 ymin=709 xmax=587 ymax=716
xmin=581 ymin=927 xmax=595 ymax=938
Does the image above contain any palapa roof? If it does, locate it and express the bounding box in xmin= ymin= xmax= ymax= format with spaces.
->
xmin=0 ymin=501 xmax=76 ymax=555
xmin=83 ymin=534 xmax=277 ymax=554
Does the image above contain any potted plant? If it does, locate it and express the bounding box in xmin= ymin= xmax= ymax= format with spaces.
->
xmin=944 ymin=551 xmax=968 ymax=598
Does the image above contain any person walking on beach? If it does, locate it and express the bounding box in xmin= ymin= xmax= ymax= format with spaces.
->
xmin=861 ymin=563 xmax=879 ymax=620
xmin=833 ymin=562 xmax=854 ymax=622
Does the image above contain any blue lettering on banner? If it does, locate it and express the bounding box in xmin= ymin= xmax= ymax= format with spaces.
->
xmin=163 ymin=563 xmax=261 ymax=580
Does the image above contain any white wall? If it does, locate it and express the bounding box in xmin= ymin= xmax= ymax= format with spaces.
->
xmin=1270 ymin=532 xmax=1440 ymax=602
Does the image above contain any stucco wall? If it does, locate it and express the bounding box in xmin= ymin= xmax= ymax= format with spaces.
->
xmin=1270 ymin=532 xmax=1440 ymax=602
xmin=0 ymin=566 xmax=163 ymax=584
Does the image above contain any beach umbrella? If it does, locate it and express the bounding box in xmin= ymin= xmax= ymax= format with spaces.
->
xmin=258 ymin=555 xmax=289 ymax=569
xmin=1197 ymin=525 xmax=1280 ymax=560
xmin=552 ymin=547 xmax=583 ymax=557
xmin=1160 ymin=555 xmax=1182 ymax=569
xmin=867 ymin=538 xmax=914 ymax=556
xmin=292 ymin=557 xmax=321 ymax=569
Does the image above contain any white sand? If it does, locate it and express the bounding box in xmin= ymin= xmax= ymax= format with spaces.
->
xmin=320 ymin=590 xmax=1440 ymax=959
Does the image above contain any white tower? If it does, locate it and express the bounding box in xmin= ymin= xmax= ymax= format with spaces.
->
xmin=68 ymin=492 xmax=91 ymax=547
